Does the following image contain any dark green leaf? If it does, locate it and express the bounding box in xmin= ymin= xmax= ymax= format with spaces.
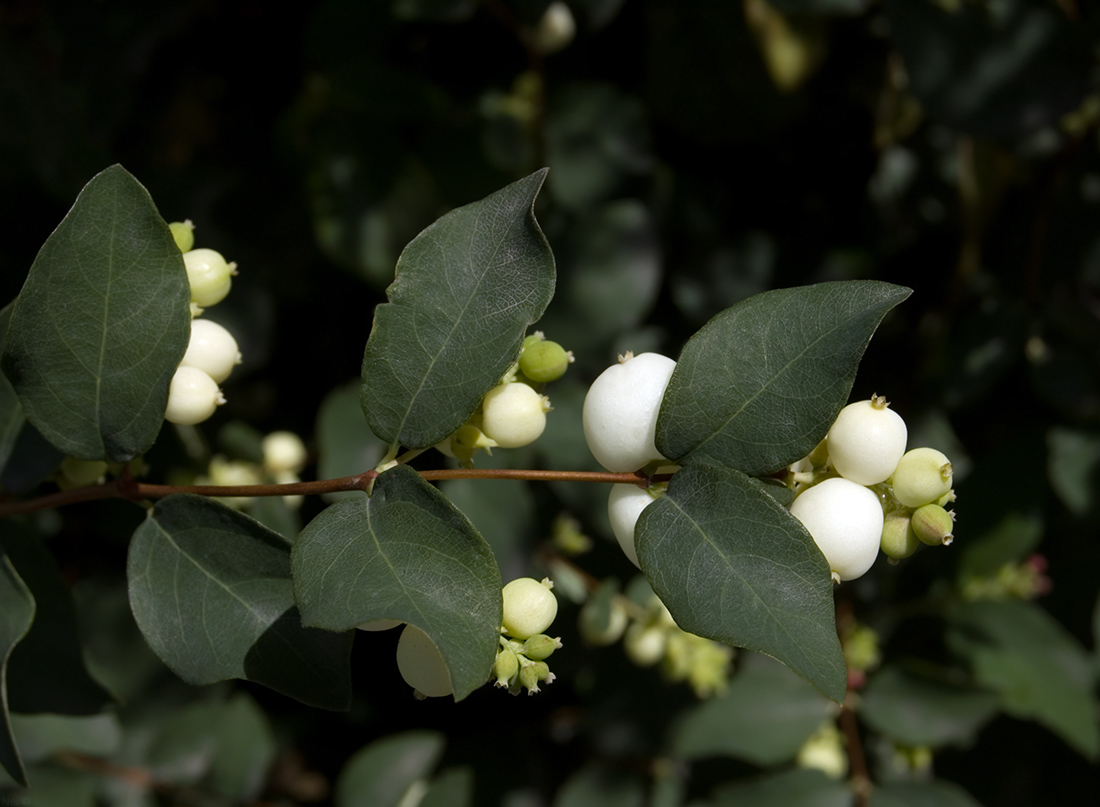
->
xmin=553 ymin=763 xmax=645 ymax=807
xmin=657 ymin=281 xmax=911 ymax=475
xmin=859 ymin=667 xmax=998 ymax=748
xmin=673 ymin=652 xmax=833 ymax=763
xmin=709 ymin=768 xmax=853 ymax=807
xmin=872 ymin=780 xmax=983 ymax=807
xmin=360 ymin=169 xmax=555 ymax=449
xmin=316 ymin=380 xmax=389 ymax=503
xmin=293 ymin=465 xmax=502 ymax=700
xmin=1 ymin=165 xmax=191 ymax=462
xmin=7 ymin=713 xmax=120 ymax=764
xmin=0 ymin=304 xmax=23 ymax=475
xmin=336 ymin=731 xmax=444 ymax=807
xmin=946 ymin=600 xmax=1099 ymax=759
xmin=0 ymin=525 xmax=113 ymax=715
xmin=127 ymin=494 xmax=353 ymax=710
xmin=420 ymin=766 xmax=473 ymax=807
xmin=0 ymin=548 xmax=34 ymax=787
xmin=1047 ymin=427 xmax=1100 ymax=518
xmin=636 ymin=462 xmax=846 ymax=702
xmin=205 ymin=693 xmax=276 ymax=801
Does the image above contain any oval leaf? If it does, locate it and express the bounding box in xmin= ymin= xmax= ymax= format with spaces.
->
xmin=127 ymin=494 xmax=353 ymax=711
xmin=0 ymin=549 xmax=35 ymax=787
xmin=292 ymin=465 xmax=502 ymax=701
xmin=336 ymin=731 xmax=445 ymax=807
xmin=360 ymin=169 xmax=555 ymax=449
xmin=636 ymin=462 xmax=846 ymax=702
xmin=1 ymin=165 xmax=190 ymax=462
xmin=657 ymin=281 xmax=911 ymax=476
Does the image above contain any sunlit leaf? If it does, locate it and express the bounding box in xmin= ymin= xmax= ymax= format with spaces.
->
xmin=361 ymin=169 xmax=555 ymax=449
xmin=1 ymin=165 xmax=190 ymax=462
xmin=292 ymin=465 xmax=502 ymax=700
xmin=658 ymin=281 xmax=911 ymax=476
xmin=636 ymin=461 xmax=846 ymax=702
xmin=128 ymin=495 xmax=353 ymax=710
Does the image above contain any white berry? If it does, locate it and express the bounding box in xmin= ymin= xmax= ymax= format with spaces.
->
xmin=607 ymin=483 xmax=662 ymax=568
xmin=826 ymin=395 xmax=908 ymax=485
xmin=582 ymin=352 xmax=677 ymax=472
xmin=480 ymin=382 xmax=549 ymax=448
xmin=180 ymin=319 xmax=241 ymax=384
xmin=164 ymin=366 xmax=225 ymax=425
xmin=789 ymin=477 xmax=884 ymax=581
xmin=263 ymin=430 xmax=308 ymax=474
xmin=183 ymin=248 xmax=236 ymax=307
xmin=395 ymin=624 xmax=453 ymax=698
xmin=501 ymin=577 xmax=558 ymax=640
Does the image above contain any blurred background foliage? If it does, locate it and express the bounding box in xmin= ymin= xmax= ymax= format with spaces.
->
xmin=2 ymin=0 xmax=1100 ymax=805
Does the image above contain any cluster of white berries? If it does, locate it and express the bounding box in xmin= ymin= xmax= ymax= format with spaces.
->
xmin=163 ymin=221 xmax=241 ymax=426
xmin=360 ymin=577 xmax=561 ymax=699
xmin=437 ymin=332 xmax=572 ymax=466
xmin=196 ymin=430 xmax=309 ymax=510
xmin=789 ymin=395 xmax=956 ymax=582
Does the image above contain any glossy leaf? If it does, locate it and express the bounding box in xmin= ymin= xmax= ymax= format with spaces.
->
xmin=657 ymin=281 xmax=911 ymax=476
xmin=859 ymin=667 xmax=998 ymax=748
xmin=946 ymin=599 xmax=1100 ymax=759
xmin=636 ymin=461 xmax=846 ymax=702
xmin=360 ymin=169 xmax=555 ymax=449
xmin=128 ymin=494 xmax=353 ymax=711
xmin=709 ymin=768 xmax=853 ymax=807
xmin=0 ymin=525 xmax=113 ymax=715
xmin=673 ymin=652 xmax=833 ymax=764
xmin=336 ymin=730 xmax=444 ymax=807
xmin=292 ymin=465 xmax=502 ymax=700
xmin=0 ymin=548 xmax=34 ymax=787
xmin=1 ymin=165 xmax=191 ymax=462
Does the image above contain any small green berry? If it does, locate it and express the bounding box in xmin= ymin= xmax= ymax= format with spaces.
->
xmin=880 ymin=511 xmax=920 ymax=560
xmin=522 ymin=634 xmax=563 ymax=661
xmin=169 ymin=220 xmax=195 ymax=253
xmin=891 ymin=447 xmax=953 ymax=508
xmin=493 ymin=648 xmax=520 ymax=687
xmin=519 ymin=338 xmax=573 ymax=383
xmin=910 ymin=503 xmax=955 ymax=546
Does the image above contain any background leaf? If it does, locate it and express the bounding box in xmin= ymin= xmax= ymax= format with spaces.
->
xmin=946 ymin=599 xmax=1100 ymax=759
xmin=636 ymin=462 xmax=846 ymax=702
xmin=1 ymin=165 xmax=190 ymax=462
xmin=335 ymin=730 xmax=444 ymax=807
xmin=872 ymin=780 xmax=983 ymax=807
xmin=708 ymin=768 xmax=853 ymax=807
xmin=127 ymin=494 xmax=353 ymax=710
xmin=0 ymin=305 xmax=23 ymax=476
xmin=360 ymin=169 xmax=555 ymax=449
xmin=0 ymin=547 xmax=34 ymax=787
xmin=292 ymin=465 xmax=502 ymax=700
xmin=657 ymin=281 xmax=911 ymax=475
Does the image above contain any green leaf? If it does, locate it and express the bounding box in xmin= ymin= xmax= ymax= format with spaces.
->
xmin=946 ymin=599 xmax=1100 ymax=759
xmin=127 ymin=494 xmax=353 ymax=710
xmin=292 ymin=465 xmax=502 ymax=701
xmin=1 ymin=165 xmax=191 ymax=462
xmin=0 ymin=524 xmax=113 ymax=716
xmin=8 ymin=712 xmax=121 ymax=764
xmin=1047 ymin=427 xmax=1100 ymax=517
xmin=420 ymin=767 xmax=473 ymax=807
xmin=859 ymin=667 xmax=999 ymax=748
xmin=657 ymin=281 xmax=911 ymax=475
xmin=360 ymin=169 xmax=555 ymax=449
xmin=0 ymin=304 xmax=24 ymax=475
xmin=672 ymin=653 xmax=833 ymax=764
xmin=316 ymin=380 xmax=389 ymax=502
xmin=709 ymin=768 xmax=853 ymax=807
xmin=0 ymin=547 xmax=34 ymax=787
xmin=636 ymin=462 xmax=846 ymax=702
xmin=205 ymin=693 xmax=276 ymax=801
xmin=872 ymin=781 xmax=983 ymax=807
xmin=553 ymin=763 xmax=645 ymax=807
xmin=336 ymin=730 xmax=445 ymax=807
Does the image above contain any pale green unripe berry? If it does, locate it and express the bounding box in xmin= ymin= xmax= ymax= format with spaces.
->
xmin=518 ymin=660 xmax=553 ymax=694
xmin=165 ymin=366 xmax=225 ymax=425
xmin=519 ymin=337 xmax=573 ymax=383
xmin=357 ymin=618 xmax=403 ymax=631
xmin=57 ymin=457 xmax=108 ymax=489
xmin=911 ymin=503 xmax=955 ymax=546
xmin=789 ymin=477 xmax=884 ymax=582
xmin=180 ymin=319 xmax=241 ymax=384
xmin=395 ymin=624 xmax=453 ymax=698
xmin=183 ymin=248 xmax=236 ymax=307
xmin=169 ymin=220 xmax=195 ymax=253
xmin=493 ymin=648 xmax=520 ymax=687
xmin=480 ymin=382 xmax=550 ymax=448
xmin=522 ymin=634 xmax=562 ymax=661
xmin=891 ymin=447 xmax=953 ymax=508
xmin=623 ymin=622 xmax=667 ymax=667
xmin=263 ymin=430 xmax=308 ymax=474
xmin=501 ymin=577 xmax=558 ymax=640
xmin=826 ymin=395 xmax=908 ymax=485
xmin=607 ymin=483 xmax=662 ymax=568
xmin=880 ymin=511 xmax=919 ymax=560
xmin=583 ymin=352 xmax=677 ymax=473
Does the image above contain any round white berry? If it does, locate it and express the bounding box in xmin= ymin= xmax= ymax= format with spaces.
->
xmin=826 ymin=396 xmax=908 ymax=485
xmin=164 ymin=366 xmax=225 ymax=425
xmin=501 ymin=577 xmax=558 ymax=640
xmin=789 ymin=477 xmax=883 ymax=581
xmin=582 ymin=352 xmax=676 ymax=473
xmin=480 ymin=382 xmax=549 ymax=448
xmin=395 ymin=624 xmax=453 ymax=698
xmin=262 ymin=430 xmax=308 ymax=474
xmin=607 ymin=483 xmax=661 ymax=568
xmin=183 ymin=248 xmax=236 ymax=307
xmin=180 ymin=319 xmax=241 ymax=384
